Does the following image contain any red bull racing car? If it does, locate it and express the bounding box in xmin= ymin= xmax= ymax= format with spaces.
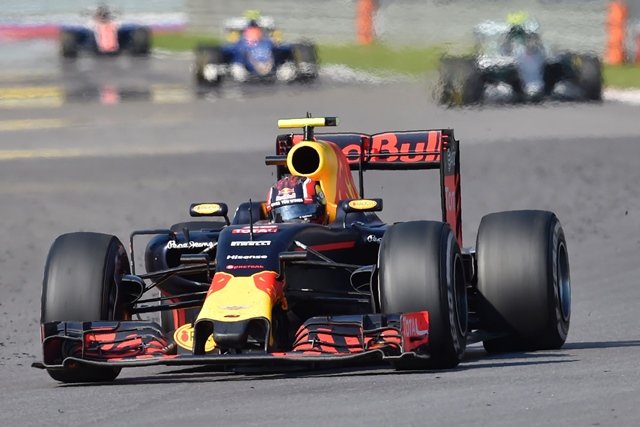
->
xmin=34 ymin=116 xmax=571 ymax=383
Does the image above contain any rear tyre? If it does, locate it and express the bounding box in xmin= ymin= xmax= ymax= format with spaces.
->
xmin=476 ymin=210 xmax=571 ymax=353
xmin=437 ymin=57 xmax=483 ymax=106
xmin=41 ymin=232 xmax=131 ymax=383
xmin=574 ymin=54 xmax=602 ymax=101
xmin=131 ymin=27 xmax=151 ymax=56
xmin=378 ymin=221 xmax=467 ymax=369
xmin=291 ymin=43 xmax=318 ymax=82
xmin=60 ymin=30 xmax=79 ymax=59
xmin=195 ymin=46 xmax=225 ymax=86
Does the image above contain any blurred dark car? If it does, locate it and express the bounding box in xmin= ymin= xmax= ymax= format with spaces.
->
xmin=59 ymin=5 xmax=151 ymax=59
xmin=194 ymin=13 xmax=318 ymax=86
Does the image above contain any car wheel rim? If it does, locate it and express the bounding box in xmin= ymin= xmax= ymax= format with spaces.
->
xmin=453 ymin=254 xmax=468 ymax=335
xmin=557 ymin=241 xmax=571 ymax=321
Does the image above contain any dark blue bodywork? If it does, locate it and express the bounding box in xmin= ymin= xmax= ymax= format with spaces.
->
xmin=221 ymin=33 xmax=295 ymax=77
xmin=60 ymin=21 xmax=150 ymax=56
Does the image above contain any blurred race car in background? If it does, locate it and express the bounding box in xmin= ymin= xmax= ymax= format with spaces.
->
xmin=437 ymin=15 xmax=603 ymax=106
xmin=59 ymin=5 xmax=151 ymax=59
xmin=34 ymin=115 xmax=571 ymax=383
xmin=194 ymin=11 xmax=319 ymax=86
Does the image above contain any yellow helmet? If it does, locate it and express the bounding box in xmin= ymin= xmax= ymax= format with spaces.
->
xmin=244 ymin=10 xmax=261 ymax=21
xmin=507 ymin=11 xmax=529 ymax=26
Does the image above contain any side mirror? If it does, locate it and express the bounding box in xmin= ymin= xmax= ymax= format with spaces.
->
xmin=189 ymin=203 xmax=230 ymax=225
xmin=341 ymin=198 xmax=383 ymax=227
xmin=342 ymin=198 xmax=383 ymax=214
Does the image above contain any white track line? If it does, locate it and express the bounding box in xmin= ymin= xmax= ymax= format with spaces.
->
xmin=603 ymin=89 xmax=640 ymax=106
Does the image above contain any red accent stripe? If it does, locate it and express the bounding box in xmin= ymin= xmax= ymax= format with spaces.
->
xmin=295 ymin=241 xmax=356 ymax=252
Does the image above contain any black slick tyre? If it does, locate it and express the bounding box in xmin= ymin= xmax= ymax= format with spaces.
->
xmin=291 ymin=43 xmax=318 ymax=82
xmin=41 ymin=232 xmax=131 ymax=383
xmin=574 ymin=54 xmax=602 ymax=101
xmin=437 ymin=57 xmax=483 ymax=106
xmin=60 ymin=30 xmax=79 ymax=59
xmin=378 ymin=221 xmax=467 ymax=369
xmin=195 ymin=46 xmax=224 ymax=86
xmin=476 ymin=210 xmax=571 ymax=353
xmin=131 ymin=27 xmax=151 ymax=56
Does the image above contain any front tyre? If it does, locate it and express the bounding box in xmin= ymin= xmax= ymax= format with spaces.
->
xmin=195 ymin=46 xmax=225 ymax=86
xmin=41 ymin=232 xmax=131 ymax=383
xmin=60 ymin=30 xmax=79 ymax=59
xmin=574 ymin=54 xmax=602 ymax=101
xmin=291 ymin=43 xmax=319 ymax=82
xmin=437 ymin=57 xmax=484 ymax=107
xmin=476 ymin=210 xmax=571 ymax=353
xmin=378 ymin=221 xmax=467 ymax=369
xmin=131 ymin=27 xmax=151 ymax=56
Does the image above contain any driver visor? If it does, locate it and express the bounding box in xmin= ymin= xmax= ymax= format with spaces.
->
xmin=274 ymin=204 xmax=318 ymax=221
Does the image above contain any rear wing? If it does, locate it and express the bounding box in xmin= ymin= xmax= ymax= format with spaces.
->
xmin=268 ymin=129 xmax=463 ymax=246
xmin=224 ymin=16 xmax=276 ymax=32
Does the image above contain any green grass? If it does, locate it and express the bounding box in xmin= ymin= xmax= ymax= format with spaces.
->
xmin=603 ymin=64 xmax=640 ymax=89
xmin=316 ymin=43 xmax=447 ymax=76
xmin=153 ymin=33 xmax=640 ymax=89
xmin=153 ymin=33 xmax=220 ymax=51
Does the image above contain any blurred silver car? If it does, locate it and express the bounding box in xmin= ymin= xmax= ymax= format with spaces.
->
xmin=437 ymin=18 xmax=602 ymax=106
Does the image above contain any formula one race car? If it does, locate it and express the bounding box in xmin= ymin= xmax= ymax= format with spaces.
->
xmin=34 ymin=116 xmax=571 ymax=383
xmin=59 ymin=5 xmax=151 ymax=59
xmin=194 ymin=12 xmax=318 ymax=86
xmin=437 ymin=16 xmax=602 ymax=106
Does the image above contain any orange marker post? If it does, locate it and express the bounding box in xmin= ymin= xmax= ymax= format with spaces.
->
xmin=605 ymin=0 xmax=628 ymax=65
xmin=357 ymin=0 xmax=376 ymax=45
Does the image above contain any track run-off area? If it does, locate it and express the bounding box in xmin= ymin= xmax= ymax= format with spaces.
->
xmin=1 ymin=46 xmax=639 ymax=427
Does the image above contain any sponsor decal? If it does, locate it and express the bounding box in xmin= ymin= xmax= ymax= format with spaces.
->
xmin=226 ymin=254 xmax=268 ymax=260
xmin=166 ymin=241 xmax=216 ymax=250
xmin=218 ymin=305 xmax=250 ymax=310
xmin=403 ymin=316 xmax=429 ymax=337
xmin=348 ymin=199 xmax=378 ymax=210
xmin=231 ymin=225 xmax=278 ymax=234
xmin=445 ymin=186 xmax=455 ymax=211
xmin=226 ymin=264 xmax=264 ymax=270
xmin=367 ymin=235 xmax=382 ymax=243
xmin=446 ymin=148 xmax=457 ymax=173
xmin=230 ymin=241 xmax=271 ymax=247
xmin=339 ymin=131 xmax=442 ymax=164
xmin=192 ymin=203 xmax=221 ymax=215
xmin=276 ymin=187 xmax=297 ymax=201
xmin=274 ymin=197 xmax=303 ymax=205
xmin=174 ymin=323 xmax=215 ymax=352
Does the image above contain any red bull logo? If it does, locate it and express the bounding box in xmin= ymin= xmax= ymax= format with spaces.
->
xmin=278 ymin=187 xmax=295 ymax=195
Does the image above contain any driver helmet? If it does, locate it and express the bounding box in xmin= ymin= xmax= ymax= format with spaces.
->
xmin=95 ymin=4 xmax=112 ymax=22
xmin=244 ymin=22 xmax=263 ymax=44
xmin=266 ymin=176 xmax=327 ymax=224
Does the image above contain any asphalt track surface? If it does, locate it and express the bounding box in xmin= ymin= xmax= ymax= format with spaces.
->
xmin=1 ymin=49 xmax=640 ymax=427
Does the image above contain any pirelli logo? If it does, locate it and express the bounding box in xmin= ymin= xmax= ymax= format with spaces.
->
xmin=230 ymin=241 xmax=271 ymax=246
